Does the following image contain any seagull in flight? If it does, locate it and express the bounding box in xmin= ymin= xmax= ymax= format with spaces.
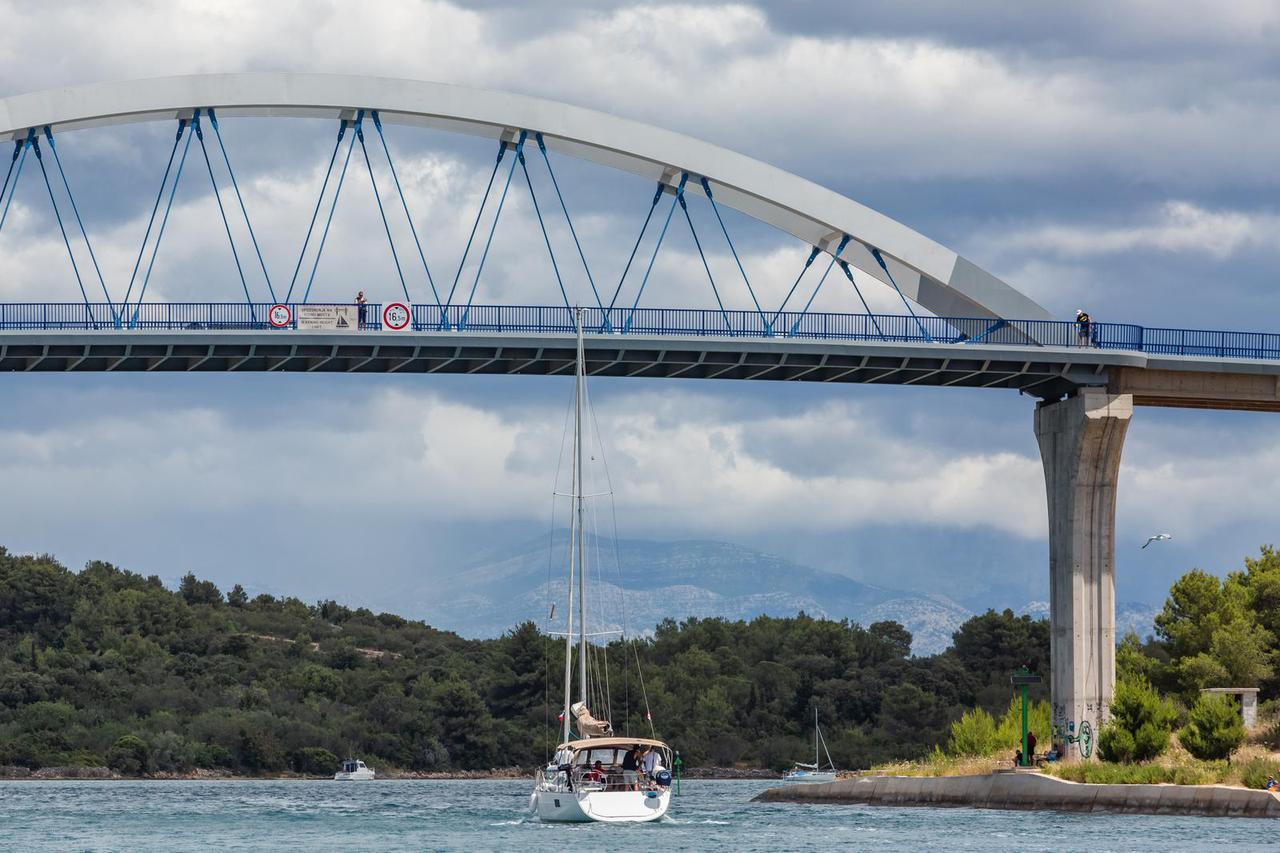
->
xmin=1142 ymin=534 xmax=1173 ymax=549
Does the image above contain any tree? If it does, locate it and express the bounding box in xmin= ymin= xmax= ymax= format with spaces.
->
xmin=177 ymin=572 xmax=222 ymax=607
xmin=1180 ymin=693 xmax=1245 ymax=760
xmin=1098 ymin=678 xmax=1176 ymax=763
xmin=227 ymin=584 xmax=249 ymax=608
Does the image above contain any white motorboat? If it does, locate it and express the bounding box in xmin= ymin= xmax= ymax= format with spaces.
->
xmin=782 ymin=709 xmax=838 ymax=783
xmin=530 ymin=311 xmax=674 ymax=824
xmin=334 ymin=758 xmax=375 ymax=781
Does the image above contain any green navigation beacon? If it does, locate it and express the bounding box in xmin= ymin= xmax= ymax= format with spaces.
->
xmin=1011 ymin=667 xmax=1043 ymax=767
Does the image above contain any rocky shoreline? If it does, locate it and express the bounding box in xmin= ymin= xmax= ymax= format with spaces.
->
xmin=1 ymin=764 xmax=780 ymax=782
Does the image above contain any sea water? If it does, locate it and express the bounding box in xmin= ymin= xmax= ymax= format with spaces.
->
xmin=0 ymin=779 xmax=1271 ymax=852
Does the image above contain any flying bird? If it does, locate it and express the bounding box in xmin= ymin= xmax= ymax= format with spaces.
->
xmin=1142 ymin=534 xmax=1173 ymax=549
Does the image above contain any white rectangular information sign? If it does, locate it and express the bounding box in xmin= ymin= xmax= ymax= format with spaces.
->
xmin=296 ymin=305 xmax=358 ymax=330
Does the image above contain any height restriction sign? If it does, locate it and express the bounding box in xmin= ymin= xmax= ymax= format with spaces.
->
xmin=268 ymin=304 xmax=293 ymax=328
xmin=381 ymin=302 xmax=412 ymax=331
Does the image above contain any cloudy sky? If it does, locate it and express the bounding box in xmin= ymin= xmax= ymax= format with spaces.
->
xmin=0 ymin=0 xmax=1277 ymax=618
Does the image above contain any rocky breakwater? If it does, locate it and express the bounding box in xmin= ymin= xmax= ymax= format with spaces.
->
xmin=753 ymin=771 xmax=1280 ymax=819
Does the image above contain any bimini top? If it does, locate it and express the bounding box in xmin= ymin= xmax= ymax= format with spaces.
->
xmin=0 ymin=73 xmax=1050 ymax=326
xmin=560 ymin=737 xmax=670 ymax=751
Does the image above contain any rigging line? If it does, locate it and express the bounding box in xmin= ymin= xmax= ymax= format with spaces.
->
xmin=871 ymin=246 xmax=932 ymax=341
xmin=193 ymin=110 xmax=258 ymax=320
xmin=583 ymin=378 xmax=632 ymax=732
xmin=0 ymin=133 xmax=32 ymax=235
xmin=371 ymin=112 xmax=445 ymax=316
xmin=42 ymin=128 xmax=116 ymax=321
xmin=131 ymin=120 xmax=195 ymax=326
xmin=787 ymin=234 xmax=849 ymax=336
xmin=32 ymin=135 xmax=97 ymax=328
xmin=678 ymin=192 xmax=733 ymax=335
xmin=207 ymin=109 xmax=276 ymax=303
xmin=632 ymin=638 xmax=656 ymax=739
xmin=285 ymin=120 xmax=347 ymax=303
xmin=838 ymin=259 xmax=886 ymax=340
xmin=120 ymin=120 xmax=186 ymax=312
xmin=770 ymin=246 xmax=819 ymax=329
xmin=535 ymin=133 xmax=604 ymax=312
xmin=699 ymin=176 xmax=770 ymax=334
xmin=623 ymin=173 xmax=688 ymax=333
xmin=354 ymin=113 xmax=412 ymax=304
xmin=518 ymin=150 xmax=573 ymax=313
xmin=546 ymin=389 xmax=576 ymax=750
xmin=443 ymin=139 xmax=507 ymax=317
xmin=459 ymin=130 xmax=526 ymax=329
xmin=302 ymin=118 xmax=358 ymax=304
xmin=603 ymin=182 xmax=664 ymax=331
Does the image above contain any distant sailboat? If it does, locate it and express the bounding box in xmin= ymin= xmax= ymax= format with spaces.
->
xmin=530 ymin=310 xmax=674 ymax=824
xmin=782 ymin=709 xmax=837 ymax=783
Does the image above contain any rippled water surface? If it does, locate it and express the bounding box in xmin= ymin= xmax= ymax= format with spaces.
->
xmin=1 ymin=779 xmax=1273 ymax=851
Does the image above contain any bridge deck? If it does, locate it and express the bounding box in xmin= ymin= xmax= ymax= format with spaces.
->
xmin=2 ymin=304 xmax=1278 ymax=409
xmin=4 ymin=328 xmax=1278 ymax=407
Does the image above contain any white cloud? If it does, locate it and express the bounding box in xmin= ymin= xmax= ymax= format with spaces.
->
xmin=997 ymin=202 xmax=1280 ymax=260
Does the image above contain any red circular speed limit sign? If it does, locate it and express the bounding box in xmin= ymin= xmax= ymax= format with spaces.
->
xmin=268 ymin=304 xmax=293 ymax=328
xmin=381 ymin=301 xmax=412 ymax=331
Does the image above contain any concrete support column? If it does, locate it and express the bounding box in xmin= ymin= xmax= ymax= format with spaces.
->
xmin=1034 ymin=388 xmax=1132 ymax=760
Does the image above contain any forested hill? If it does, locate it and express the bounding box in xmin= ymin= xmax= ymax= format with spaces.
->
xmin=0 ymin=547 xmax=1048 ymax=776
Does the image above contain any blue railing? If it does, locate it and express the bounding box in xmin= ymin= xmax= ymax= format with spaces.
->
xmin=0 ymin=302 xmax=1277 ymax=362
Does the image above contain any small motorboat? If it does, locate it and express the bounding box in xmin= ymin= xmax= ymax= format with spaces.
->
xmin=334 ymin=758 xmax=375 ymax=781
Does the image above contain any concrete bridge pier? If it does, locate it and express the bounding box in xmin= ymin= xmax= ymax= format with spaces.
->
xmin=1034 ymin=388 xmax=1133 ymax=760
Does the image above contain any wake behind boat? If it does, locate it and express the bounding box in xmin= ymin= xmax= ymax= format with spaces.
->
xmin=531 ymin=311 xmax=674 ymax=824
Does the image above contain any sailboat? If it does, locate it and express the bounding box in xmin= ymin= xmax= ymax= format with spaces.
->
xmin=530 ymin=311 xmax=674 ymax=824
xmin=782 ymin=709 xmax=838 ymax=783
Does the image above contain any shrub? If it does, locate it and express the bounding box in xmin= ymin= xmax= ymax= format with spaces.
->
xmin=291 ymin=746 xmax=339 ymax=776
xmin=994 ymin=698 xmax=1052 ymax=756
xmin=1235 ymin=755 xmax=1276 ymax=790
xmin=1181 ymin=694 xmax=1245 ymax=760
xmin=106 ymin=735 xmax=150 ymax=775
xmin=1047 ymin=761 xmax=1217 ymax=786
xmin=1098 ymin=678 xmax=1176 ymax=763
xmin=947 ymin=708 xmax=998 ymax=757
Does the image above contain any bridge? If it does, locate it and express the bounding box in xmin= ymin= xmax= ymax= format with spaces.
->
xmin=3 ymin=73 xmax=1277 ymax=759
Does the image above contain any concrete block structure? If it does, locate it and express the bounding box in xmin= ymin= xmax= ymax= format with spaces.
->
xmin=1202 ymin=687 xmax=1260 ymax=729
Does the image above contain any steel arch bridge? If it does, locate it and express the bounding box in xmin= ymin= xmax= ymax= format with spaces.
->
xmin=0 ymin=72 xmax=1045 ymax=327
xmin=1 ymin=74 xmax=1279 ymax=761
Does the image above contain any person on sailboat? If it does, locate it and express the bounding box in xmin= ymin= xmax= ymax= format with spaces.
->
xmin=622 ymin=746 xmax=641 ymax=791
xmin=641 ymin=746 xmax=662 ymax=781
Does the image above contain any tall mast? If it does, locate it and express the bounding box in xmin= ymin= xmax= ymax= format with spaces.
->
xmin=574 ymin=309 xmax=588 ymax=710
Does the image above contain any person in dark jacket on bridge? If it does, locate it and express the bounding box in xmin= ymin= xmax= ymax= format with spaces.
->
xmin=1075 ymin=310 xmax=1092 ymax=346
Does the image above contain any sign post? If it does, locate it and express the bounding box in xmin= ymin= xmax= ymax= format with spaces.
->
xmin=1011 ymin=667 xmax=1042 ymax=767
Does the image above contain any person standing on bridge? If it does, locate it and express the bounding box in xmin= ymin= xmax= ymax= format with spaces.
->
xmin=1075 ymin=309 xmax=1092 ymax=347
xmin=355 ymin=291 xmax=368 ymax=329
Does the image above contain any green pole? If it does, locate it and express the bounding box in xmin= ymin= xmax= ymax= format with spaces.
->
xmin=675 ymin=751 xmax=682 ymax=796
xmin=1020 ymin=682 xmax=1029 ymax=767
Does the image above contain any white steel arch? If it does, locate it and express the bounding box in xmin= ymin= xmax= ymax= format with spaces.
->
xmin=0 ymin=73 xmax=1050 ymax=323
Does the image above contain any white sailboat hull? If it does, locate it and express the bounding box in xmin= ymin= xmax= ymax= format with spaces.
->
xmin=532 ymin=787 xmax=670 ymax=823
xmin=781 ymin=770 xmax=836 ymax=783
